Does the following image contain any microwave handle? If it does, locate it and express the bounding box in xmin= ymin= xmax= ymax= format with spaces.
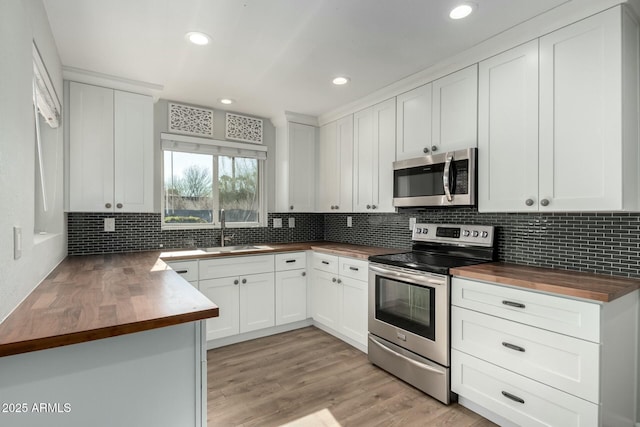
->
xmin=443 ymin=153 xmax=453 ymax=202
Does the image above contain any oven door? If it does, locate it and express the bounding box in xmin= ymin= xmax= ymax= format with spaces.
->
xmin=393 ymin=147 xmax=476 ymax=207
xmin=368 ymin=263 xmax=450 ymax=367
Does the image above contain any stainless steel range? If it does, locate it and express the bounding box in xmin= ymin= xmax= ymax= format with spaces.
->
xmin=368 ymin=223 xmax=496 ymax=404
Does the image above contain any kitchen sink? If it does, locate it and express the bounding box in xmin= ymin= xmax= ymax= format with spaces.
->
xmin=200 ymin=245 xmax=271 ymax=254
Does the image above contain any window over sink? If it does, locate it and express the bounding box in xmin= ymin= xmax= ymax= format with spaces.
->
xmin=161 ymin=133 xmax=267 ymax=229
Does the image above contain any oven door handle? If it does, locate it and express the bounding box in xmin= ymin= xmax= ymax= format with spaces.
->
xmin=369 ymin=265 xmax=445 ymax=286
xmin=369 ymin=336 xmax=445 ymax=375
xmin=443 ymin=152 xmax=453 ymax=202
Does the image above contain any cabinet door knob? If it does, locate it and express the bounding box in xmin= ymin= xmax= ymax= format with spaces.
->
xmin=290 ymin=205 xmax=294 ymax=210
xmin=372 ymin=205 xmax=377 ymax=209
xmin=540 ymin=199 xmax=550 ymax=206
xmin=332 ymin=277 xmax=337 ymax=283
xmin=423 ymin=147 xmax=429 ymax=154
xmin=366 ymin=204 xmax=371 ymax=209
xmin=242 ymin=278 xmax=247 ymax=284
xmin=105 ymin=203 xmax=112 ymax=209
xmin=301 ymin=271 xmax=306 ymax=277
xmin=234 ymin=279 xmax=239 ymax=285
xmin=334 ymin=205 xmax=339 ymax=210
xmin=525 ymin=199 xmax=534 ymax=206
xmin=116 ymin=203 xmax=123 ymax=209
xmin=431 ymin=145 xmax=438 ymax=152
xmin=337 ymin=278 xmax=342 ymax=284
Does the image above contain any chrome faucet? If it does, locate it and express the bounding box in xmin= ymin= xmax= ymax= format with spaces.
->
xmin=219 ymin=209 xmax=234 ymax=247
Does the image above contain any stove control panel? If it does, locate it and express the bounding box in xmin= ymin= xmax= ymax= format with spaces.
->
xmin=412 ymin=223 xmax=494 ymax=247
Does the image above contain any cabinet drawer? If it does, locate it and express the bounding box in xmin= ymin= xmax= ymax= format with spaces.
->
xmin=452 ymin=350 xmax=598 ymax=427
xmin=312 ymin=252 xmax=339 ymax=274
xmin=166 ymin=260 xmax=198 ymax=283
xmin=200 ymin=255 xmax=274 ymax=279
xmin=275 ymin=252 xmax=307 ymax=271
xmin=452 ymin=277 xmax=601 ymax=342
xmin=338 ymin=257 xmax=368 ymax=282
xmin=452 ymin=306 xmax=599 ymax=403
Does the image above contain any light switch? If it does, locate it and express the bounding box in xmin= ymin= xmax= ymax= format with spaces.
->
xmin=13 ymin=226 xmax=22 ymax=260
xmin=347 ymin=216 xmax=352 ymax=228
xmin=104 ymin=218 xmax=115 ymax=232
xmin=288 ymin=217 xmax=295 ymax=228
xmin=273 ymin=218 xmax=283 ymax=228
xmin=409 ymin=217 xmax=416 ymax=230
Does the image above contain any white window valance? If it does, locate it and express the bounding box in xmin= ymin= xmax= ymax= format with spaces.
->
xmin=160 ymin=132 xmax=267 ymax=160
xmin=32 ymin=43 xmax=61 ymax=128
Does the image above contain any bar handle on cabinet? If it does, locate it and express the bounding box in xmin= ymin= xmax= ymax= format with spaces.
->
xmin=285 ymin=259 xmax=296 ymax=263
xmin=501 ymin=391 xmax=525 ymax=404
xmin=321 ymin=260 xmax=330 ymax=265
xmin=174 ymin=270 xmax=189 ymax=274
xmin=502 ymin=342 xmax=525 ymax=352
xmin=349 ymin=266 xmax=359 ymax=271
xmin=502 ymin=300 xmax=526 ymax=309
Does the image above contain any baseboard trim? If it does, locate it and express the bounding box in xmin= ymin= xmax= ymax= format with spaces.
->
xmin=312 ymin=322 xmax=367 ymax=354
xmin=206 ymin=319 xmax=313 ymax=349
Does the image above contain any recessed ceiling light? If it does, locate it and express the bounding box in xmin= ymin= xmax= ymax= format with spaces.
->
xmin=185 ymin=31 xmax=211 ymax=46
xmin=332 ymin=76 xmax=350 ymax=85
xmin=219 ymin=98 xmax=234 ymax=105
xmin=449 ymin=3 xmax=474 ymax=20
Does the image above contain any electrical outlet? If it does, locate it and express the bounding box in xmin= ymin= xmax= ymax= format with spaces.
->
xmin=104 ymin=218 xmax=115 ymax=232
xmin=288 ymin=217 xmax=295 ymax=228
xmin=13 ymin=226 xmax=22 ymax=260
xmin=273 ymin=218 xmax=283 ymax=228
xmin=347 ymin=216 xmax=352 ymax=227
xmin=409 ymin=217 xmax=416 ymax=230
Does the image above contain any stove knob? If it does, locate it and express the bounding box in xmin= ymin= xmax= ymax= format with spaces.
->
xmin=472 ymin=230 xmax=479 ymax=237
xmin=422 ymin=228 xmax=429 ymax=234
xmin=415 ymin=228 xmax=422 ymax=234
xmin=463 ymin=230 xmax=470 ymax=237
xmin=481 ymin=231 xmax=489 ymax=238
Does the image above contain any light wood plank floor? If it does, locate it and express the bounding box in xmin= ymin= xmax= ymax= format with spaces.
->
xmin=207 ymin=327 xmax=497 ymax=427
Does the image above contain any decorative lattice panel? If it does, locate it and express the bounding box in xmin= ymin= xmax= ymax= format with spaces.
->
xmin=225 ymin=113 xmax=263 ymax=144
xmin=168 ymin=103 xmax=214 ymax=137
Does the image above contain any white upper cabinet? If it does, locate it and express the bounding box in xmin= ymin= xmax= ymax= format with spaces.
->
xmin=396 ymin=65 xmax=477 ymax=161
xmin=317 ymin=115 xmax=353 ymax=212
xmin=275 ymin=121 xmax=317 ymax=212
xmin=69 ymin=82 xmax=153 ymax=213
xmin=353 ymin=98 xmax=396 ymax=212
xmin=396 ymin=83 xmax=432 ymax=160
xmin=431 ymin=64 xmax=478 ymax=154
xmin=478 ymin=41 xmax=539 ymax=212
xmin=479 ymin=6 xmax=639 ymax=212
xmin=538 ymin=6 xmax=637 ymax=212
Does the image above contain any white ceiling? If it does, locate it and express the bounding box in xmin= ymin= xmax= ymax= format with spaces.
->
xmin=43 ymin=0 xmax=570 ymax=120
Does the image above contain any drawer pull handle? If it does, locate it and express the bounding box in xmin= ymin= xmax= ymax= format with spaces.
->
xmin=285 ymin=259 xmax=296 ymax=263
xmin=174 ymin=270 xmax=189 ymax=274
xmin=501 ymin=391 xmax=525 ymax=404
xmin=502 ymin=342 xmax=525 ymax=352
xmin=502 ymin=300 xmax=526 ymax=309
xmin=322 ymin=261 xmax=330 ymax=265
xmin=349 ymin=266 xmax=359 ymax=271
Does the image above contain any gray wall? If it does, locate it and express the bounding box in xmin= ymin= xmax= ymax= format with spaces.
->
xmin=0 ymin=0 xmax=67 ymax=322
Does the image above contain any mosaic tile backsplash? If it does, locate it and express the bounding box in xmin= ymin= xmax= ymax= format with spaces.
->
xmin=68 ymin=209 xmax=640 ymax=278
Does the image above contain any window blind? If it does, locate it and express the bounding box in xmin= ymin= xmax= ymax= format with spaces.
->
xmin=161 ymin=132 xmax=267 ymax=160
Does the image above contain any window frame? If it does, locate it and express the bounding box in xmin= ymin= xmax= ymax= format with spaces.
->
xmin=161 ymin=143 xmax=267 ymax=230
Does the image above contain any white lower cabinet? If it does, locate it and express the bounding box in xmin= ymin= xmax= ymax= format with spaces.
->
xmin=312 ymin=253 xmax=369 ymax=349
xmin=199 ymin=255 xmax=275 ymax=341
xmin=275 ymin=252 xmax=308 ymax=325
xmin=452 ymin=350 xmax=598 ymax=427
xmin=452 ymin=276 xmax=639 ymax=427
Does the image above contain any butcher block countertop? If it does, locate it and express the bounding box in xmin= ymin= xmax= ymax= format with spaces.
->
xmin=451 ymin=262 xmax=640 ymax=303
xmin=159 ymin=241 xmax=405 ymax=261
xmin=0 ymin=252 xmax=219 ymax=358
xmin=0 ymin=242 xmax=401 ymax=358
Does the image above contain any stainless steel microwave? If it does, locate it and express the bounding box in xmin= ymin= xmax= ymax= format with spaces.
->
xmin=393 ymin=147 xmax=476 ymax=208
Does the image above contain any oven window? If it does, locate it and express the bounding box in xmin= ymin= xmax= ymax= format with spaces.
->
xmin=375 ymin=276 xmax=436 ymax=340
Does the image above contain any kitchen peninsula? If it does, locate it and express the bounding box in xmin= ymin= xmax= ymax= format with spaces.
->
xmin=0 ymin=252 xmax=218 ymax=427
